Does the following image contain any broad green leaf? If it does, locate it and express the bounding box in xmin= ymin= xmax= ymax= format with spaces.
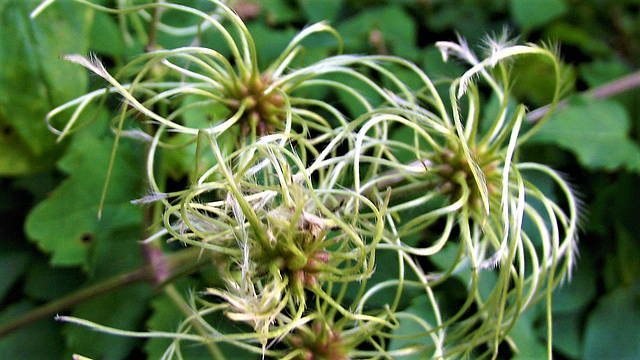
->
xmin=583 ymin=284 xmax=640 ymax=360
xmin=299 ymin=0 xmax=344 ymax=24
xmin=64 ymin=229 xmax=152 ymax=360
xmin=23 ymin=259 xmax=85 ymax=301
xmin=580 ymin=59 xmax=632 ymax=88
xmin=529 ymin=99 xmax=640 ymax=173
xmin=89 ymin=11 xmax=125 ymax=56
xmin=579 ymin=59 xmax=637 ymax=112
xmin=299 ymin=0 xmax=343 ymax=24
xmin=25 ymin=125 xmax=143 ymax=266
xmin=260 ymin=0 xmax=300 ymax=25
xmin=0 ymin=252 xmax=29 ymax=303
xmin=510 ymin=54 xmax=576 ymax=107
xmin=614 ymin=224 xmax=640 ymax=287
xmin=145 ymin=279 xmax=259 ymax=359
xmin=246 ymin=22 xmax=297 ymax=70
xmin=0 ymin=301 xmax=65 ymax=360
xmin=423 ymin=46 xmax=465 ymax=81
xmin=0 ymin=119 xmax=59 ymax=175
xmin=551 ymin=253 xmax=596 ymax=313
xmin=144 ymin=280 xmax=213 ymax=360
xmin=162 ymin=95 xmax=226 ymax=180
xmin=510 ymin=0 xmax=568 ymax=32
xmin=537 ymin=312 xmax=583 ymax=359
xmin=509 ymin=311 xmax=547 ymax=359
xmin=0 ymin=1 xmax=90 ymax=175
xmin=427 ymin=3 xmax=494 ymax=44
xmin=337 ymin=5 xmax=419 ymax=59
xmin=388 ymin=294 xmax=439 ymax=359
xmin=544 ymin=23 xmax=611 ymax=58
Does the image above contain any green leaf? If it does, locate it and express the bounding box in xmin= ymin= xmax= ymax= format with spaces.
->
xmin=614 ymin=224 xmax=640 ymax=287
xmin=144 ymin=280 xmax=212 ymax=360
xmin=337 ymin=5 xmax=419 ymax=59
xmin=580 ymin=59 xmax=632 ymax=88
xmin=509 ymin=310 xmax=547 ymax=359
xmin=260 ymin=0 xmax=300 ymax=25
xmin=543 ymin=23 xmax=611 ymax=58
xmin=510 ymin=54 xmax=576 ymax=107
xmin=510 ymin=0 xmax=568 ymax=32
xmin=583 ymin=284 xmax=640 ymax=360
xmin=162 ymin=95 xmax=226 ymax=180
xmin=0 ymin=252 xmax=30 ymax=303
xmin=299 ymin=0 xmax=343 ymax=24
xmin=0 ymin=1 xmax=90 ymax=174
xmin=64 ymin=229 xmax=152 ymax=360
xmin=89 ymin=11 xmax=125 ymax=56
xmin=0 ymin=119 xmax=59 ymax=175
xmin=144 ymin=279 xmax=259 ymax=359
xmin=23 ymin=259 xmax=85 ymax=301
xmin=0 ymin=301 xmax=65 ymax=360
xmin=529 ymin=99 xmax=640 ymax=173
xmin=427 ymin=3 xmax=488 ymax=38
xmin=423 ymin=46 xmax=465 ymax=80
xmin=246 ymin=22 xmax=297 ymax=70
xmin=25 ymin=124 xmax=143 ymax=266
xmin=388 ymin=294 xmax=439 ymax=359
xmin=551 ymin=253 xmax=597 ymax=313
xmin=541 ymin=312 xmax=583 ymax=359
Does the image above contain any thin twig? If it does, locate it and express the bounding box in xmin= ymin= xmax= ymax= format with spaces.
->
xmin=527 ymin=70 xmax=640 ymax=122
xmin=0 ymin=247 xmax=211 ymax=339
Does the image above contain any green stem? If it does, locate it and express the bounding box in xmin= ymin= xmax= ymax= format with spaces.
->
xmin=164 ymin=285 xmax=226 ymax=360
xmin=146 ymin=0 xmax=165 ymax=51
xmin=527 ymin=70 xmax=640 ymax=122
xmin=0 ymin=247 xmax=209 ymax=339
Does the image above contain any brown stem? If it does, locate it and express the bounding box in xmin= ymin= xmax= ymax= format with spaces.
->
xmin=527 ymin=70 xmax=640 ymax=123
xmin=0 ymin=247 xmax=209 ymax=339
xmin=145 ymin=0 xmax=165 ymax=52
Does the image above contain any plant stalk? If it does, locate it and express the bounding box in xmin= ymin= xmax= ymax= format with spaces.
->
xmin=0 ymin=247 xmax=210 ymax=339
xmin=527 ymin=70 xmax=640 ymax=122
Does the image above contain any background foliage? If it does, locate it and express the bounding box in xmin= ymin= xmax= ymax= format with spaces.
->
xmin=1 ymin=0 xmax=639 ymax=359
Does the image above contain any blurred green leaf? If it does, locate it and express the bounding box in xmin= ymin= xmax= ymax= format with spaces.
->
xmin=544 ymin=23 xmax=611 ymax=58
xmin=23 ymin=259 xmax=85 ymax=301
xmin=0 ymin=119 xmax=58 ymax=175
xmin=337 ymin=5 xmax=419 ymax=59
xmin=0 ymin=252 xmax=29 ymax=303
xmin=509 ymin=311 xmax=547 ymax=359
xmin=614 ymin=224 xmax=640 ymax=287
xmin=64 ymin=228 xmax=151 ymax=360
xmin=583 ymin=284 xmax=640 ymax=360
xmin=299 ymin=0 xmax=343 ymax=24
xmin=388 ymin=294 xmax=438 ymax=359
xmin=549 ymin=312 xmax=583 ymax=359
xmin=427 ymin=3 xmax=492 ymax=44
xmin=510 ymin=0 xmax=568 ymax=32
xmin=552 ymin=254 xmax=597 ymax=313
xmin=580 ymin=59 xmax=632 ymax=88
xmin=422 ymin=46 xmax=465 ymax=80
xmin=0 ymin=2 xmax=90 ymax=175
xmin=89 ymin=11 xmax=125 ymax=56
xmin=0 ymin=301 xmax=64 ymax=359
xmin=144 ymin=280 xmax=212 ymax=359
xmin=25 ymin=122 xmax=143 ymax=266
xmin=247 ymin=22 xmax=297 ymax=70
xmin=260 ymin=0 xmax=300 ymax=25
xmin=530 ymin=99 xmax=640 ymax=172
xmin=510 ymin=54 xmax=576 ymax=107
